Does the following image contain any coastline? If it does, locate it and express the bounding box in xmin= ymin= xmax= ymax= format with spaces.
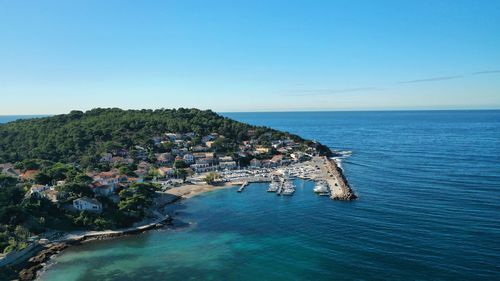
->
xmin=11 ymin=157 xmax=355 ymax=280
xmin=13 ymin=183 xmax=240 ymax=281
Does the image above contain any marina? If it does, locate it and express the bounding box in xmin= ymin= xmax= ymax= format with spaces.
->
xmin=230 ymin=156 xmax=355 ymax=200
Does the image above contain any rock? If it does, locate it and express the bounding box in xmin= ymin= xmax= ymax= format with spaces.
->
xmin=19 ymin=264 xmax=42 ymax=281
xmin=19 ymin=243 xmax=69 ymax=280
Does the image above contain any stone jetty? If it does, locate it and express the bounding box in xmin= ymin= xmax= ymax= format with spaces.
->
xmin=311 ymin=156 xmax=357 ymax=201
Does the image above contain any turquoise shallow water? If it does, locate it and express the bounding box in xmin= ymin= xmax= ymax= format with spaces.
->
xmin=3 ymin=111 xmax=499 ymax=280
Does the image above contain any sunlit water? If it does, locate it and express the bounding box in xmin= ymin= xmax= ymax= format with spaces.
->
xmin=3 ymin=111 xmax=499 ymax=280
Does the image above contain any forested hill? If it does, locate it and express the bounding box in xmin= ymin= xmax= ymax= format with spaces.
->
xmin=0 ymin=108 xmax=331 ymax=167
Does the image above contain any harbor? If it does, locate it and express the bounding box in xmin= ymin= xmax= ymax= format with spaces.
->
xmin=230 ymin=156 xmax=356 ymax=200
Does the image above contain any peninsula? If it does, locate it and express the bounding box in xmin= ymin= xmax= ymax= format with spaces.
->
xmin=0 ymin=108 xmax=355 ymax=280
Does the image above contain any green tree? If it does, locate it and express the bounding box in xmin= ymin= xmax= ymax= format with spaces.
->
xmin=173 ymin=160 xmax=188 ymax=169
xmin=204 ymin=172 xmax=220 ymax=185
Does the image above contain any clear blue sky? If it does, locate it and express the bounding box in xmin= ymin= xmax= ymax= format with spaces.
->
xmin=1 ymin=0 xmax=499 ymax=114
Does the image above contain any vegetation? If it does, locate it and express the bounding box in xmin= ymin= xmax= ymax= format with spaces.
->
xmin=0 ymin=167 xmax=158 ymax=254
xmin=204 ymin=172 xmax=221 ymax=185
xmin=0 ymin=108 xmax=333 ymax=254
xmin=0 ymin=108 xmax=326 ymax=168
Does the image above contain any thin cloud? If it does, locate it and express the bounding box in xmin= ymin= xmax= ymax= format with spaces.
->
xmin=399 ymin=75 xmax=463 ymax=84
xmin=471 ymin=70 xmax=500 ymax=75
xmin=285 ymin=87 xmax=382 ymax=97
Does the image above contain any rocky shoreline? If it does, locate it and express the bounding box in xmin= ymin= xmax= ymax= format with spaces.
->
xmin=9 ymin=214 xmax=174 ymax=281
xmin=18 ymin=243 xmax=69 ymax=281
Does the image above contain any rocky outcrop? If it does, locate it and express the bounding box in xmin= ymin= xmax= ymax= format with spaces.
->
xmin=18 ymin=243 xmax=68 ymax=281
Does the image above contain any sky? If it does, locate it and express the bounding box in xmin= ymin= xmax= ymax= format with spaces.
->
xmin=0 ymin=0 xmax=499 ymax=114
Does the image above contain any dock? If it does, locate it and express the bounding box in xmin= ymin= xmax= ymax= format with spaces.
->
xmin=276 ymin=178 xmax=284 ymax=195
xmin=237 ymin=181 xmax=248 ymax=192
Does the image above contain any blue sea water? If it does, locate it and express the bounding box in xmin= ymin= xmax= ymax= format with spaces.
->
xmin=4 ymin=111 xmax=500 ymax=280
xmin=0 ymin=115 xmax=47 ymax=123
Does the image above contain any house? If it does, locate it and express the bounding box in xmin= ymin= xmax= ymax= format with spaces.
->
xmin=197 ymin=157 xmax=216 ymax=165
xmin=271 ymin=140 xmax=284 ymax=149
xmin=291 ymin=152 xmax=309 ymax=162
xmin=175 ymin=139 xmax=186 ymax=147
xmin=190 ymin=163 xmax=211 ymax=173
xmin=255 ymin=147 xmax=270 ymax=154
xmin=157 ymin=153 xmax=174 ymax=165
xmin=249 ymin=158 xmax=261 ymax=168
xmin=92 ymin=184 xmax=115 ymax=197
xmin=219 ymin=161 xmax=237 ymax=170
xmin=73 ymin=197 xmax=103 ymax=213
xmin=30 ymin=185 xmax=49 ymax=197
xmin=165 ymin=133 xmax=182 ymax=141
xmin=219 ymin=156 xmax=237 ymax=170
xmin=183 ymin=153 xmax=195 ymax=164
xmin=205 ymin=141 xmax=215 ymax=148
xmin=192 ymin=145 xmax=209 ymax=152
xmin=277 ymin=147 xmax=288 ymax=154
xmin=158 ymin=167 xmax=175 ymax=178
xmin=261 ymin=160 xmax=276 ymax=168
xmin=219 ymin=156 xmax=233 ymax=162
xmin=193 ymin=152 xmax=213 ymax=159
xmin=111 ymin=156 xmax=132 ymax=166
xmin=270 ymin=155 xmax=284 ymax=166
xmin=202 ymin=134 xmax=217 ymax=143
xmin=134 ymin=146 xmax=148 ymax=160
xmin=92 ymin=170 xmax=123 ymax=188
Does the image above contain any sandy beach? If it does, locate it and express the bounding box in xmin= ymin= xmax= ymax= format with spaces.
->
xmin=164 ymin=182 xmax=237 ymax=199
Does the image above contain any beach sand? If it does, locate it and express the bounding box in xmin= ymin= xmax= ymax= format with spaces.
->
xmin=165 ymin=182 xmax=237 ymax=199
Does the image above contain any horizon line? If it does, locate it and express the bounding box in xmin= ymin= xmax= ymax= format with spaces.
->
xmin=2 ymin=107 xmax=500 ymax=117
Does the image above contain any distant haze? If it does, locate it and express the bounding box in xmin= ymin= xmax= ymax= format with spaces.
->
xmin=1 ymin=0 xmax=499 ymax=114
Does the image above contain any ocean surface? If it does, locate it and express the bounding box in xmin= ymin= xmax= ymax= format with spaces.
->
xmin=3 ymin=111 xmax=500 ymax=280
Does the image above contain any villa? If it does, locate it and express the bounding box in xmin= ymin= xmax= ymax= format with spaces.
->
xmin=73 ymin=197 xmax=103 ymax=213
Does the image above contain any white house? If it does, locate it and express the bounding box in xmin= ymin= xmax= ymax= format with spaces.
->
xmin=73 ymin=197 xmax=103 ymax=213
xmin=219 ymin=156 xmax=233 ymax=162
xmin=190 ymin=163 xmax=211 ymax=173
xmin=30 ymin=185 xmax=49 ymax=196
xmin=219 ymin=161 xmax=237 ymax=170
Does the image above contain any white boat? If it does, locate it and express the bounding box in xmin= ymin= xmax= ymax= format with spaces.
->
xmin=313 ymin=181 xmax=329 ymax=194
xmin=267 ymin=181 xmax=280 ymax=192
xmin=281 ymin=180 xmax=295 ymax=196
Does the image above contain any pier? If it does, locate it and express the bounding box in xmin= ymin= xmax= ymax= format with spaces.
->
xmin=275 ymin=177 xmax=285 ymax=195
xmin=237 ymin=181 xmax=248 ymax=192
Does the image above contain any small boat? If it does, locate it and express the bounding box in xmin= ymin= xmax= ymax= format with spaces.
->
xmin=313 ymin=181 xmax=329 ymax=194
xmin=267 ymin=181 xmax=280 ymax=192
xmin=281 ymin=180 xmax=295 ymax=196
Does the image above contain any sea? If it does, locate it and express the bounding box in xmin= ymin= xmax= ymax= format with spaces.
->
xmin=2 ymin=111 xmax=500 ymax=280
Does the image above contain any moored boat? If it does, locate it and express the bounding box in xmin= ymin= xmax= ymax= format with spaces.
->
xmin=281 ymin=180 xmax=295 ymax=196
xmin=313 ymin=181 xmax=329 ymax=194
